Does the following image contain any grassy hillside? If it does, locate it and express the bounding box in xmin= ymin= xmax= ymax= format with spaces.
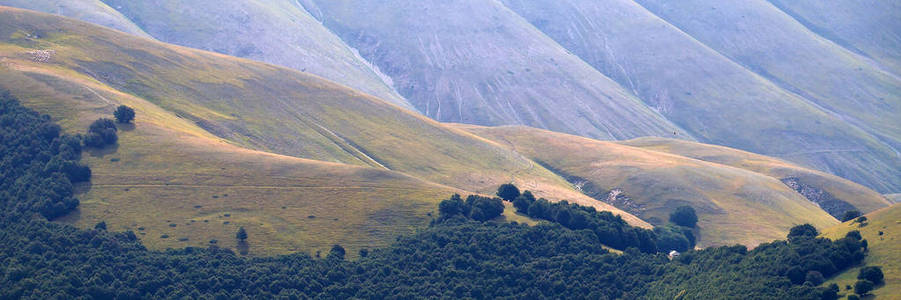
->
xmin=0 ymin=0 xmax=151 ymax=39
xmin=620 ymin=137 xmax=892 ymax=214
xmin=821 ymin=204 xmax=901 ymax=298
xmin=0 ymin=65 xmax=458 ymax=257
xmin=635 ymin=0 xmax=901 ymax=193
xmin=501 ymin=0 xmax=900 ymax=195
xmin=457 ymin=125 xmax=847 ymax=247
xmin=96 ymin=0 xmax=410 ymax=109
xmin=768 ymin=0 xmax=901 ymax=76
xmin=0 ymin=6 xmax=648 ymax=254
xmin=305 ymin=0 xmax=685 ymax=141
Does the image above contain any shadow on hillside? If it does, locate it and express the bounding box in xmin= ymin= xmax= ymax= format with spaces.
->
xmin=117 ymin=123 xmax=135 ymax=132
xmin=237 ymin=241 xmax=250 ymax=256
xmin=86 ymin=143 xmax=119 ymax=158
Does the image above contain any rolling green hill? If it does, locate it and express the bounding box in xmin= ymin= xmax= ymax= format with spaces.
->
xmin=821 ymin=204 xmax=901 ymax=298
xmin=456 ymin=125 xmax=892 ymax=247
xmin=501 ymin=0 xmax=901 ymax=195
xmin=620 ymin=137 xmax=892 ymax=215
xmin=0 ymin=6 xmax=649 ymax=254
xmin=0 ymin=60 xmax=460 ymax=257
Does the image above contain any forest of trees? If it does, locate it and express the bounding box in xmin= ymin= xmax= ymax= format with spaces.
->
xmin=0 ymin=91 xmax=878 ymax=299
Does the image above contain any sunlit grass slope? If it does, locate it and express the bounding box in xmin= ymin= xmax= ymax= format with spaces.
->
xmin=821 ymin=204 xmax=901 ymax=298
xmin=0 ymin=66 xmax=460 ymax=257
xmin=0 ymin=6 xmax=649 ymax=254
xmin=620 ymin=137 xmax=892 ymax=214
xmin=458 ymin=125 xmax=841 ymax=247
xmin=0 ymin=6 xmax=615 ymax=206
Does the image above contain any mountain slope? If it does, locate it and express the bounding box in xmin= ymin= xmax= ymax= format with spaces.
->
xmin=0 ymin=5 xmax=650 ymax=250
xmin=303 ymin=0 xmax=685 ymax=140
xmin=456 ymin=125 xmax=854 ymax=247
xmin=0 ymin=0 xmax=151 ymax=39
xmin=6 ymin=0 xmax=411 ymax=109
xmin=821 ymin=204 xmax=901 ymax=298
xmin=620 ymin=137 xmax=892 ymax=215
xmin=634 ymin=0 xmax=901 ymax=192
xmin=0 ymin=54 xmax=459 ymax=256
xmin=768 ymin=0 xmax=901 ymax=76
xmin=500 ymin=0 xmax=900 ymax=195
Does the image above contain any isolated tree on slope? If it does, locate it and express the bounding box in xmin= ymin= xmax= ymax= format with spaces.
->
xmin=669 ymin=206 xmax=698 ymax=228
xmin=114 ymin=105 xmax=135 ymax=124
xmin=496 ymin=184 xmax=520 ymax=201
xmin=236 ymin=227 xmax=247 ymax=241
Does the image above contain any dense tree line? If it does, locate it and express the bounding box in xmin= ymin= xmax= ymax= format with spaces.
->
xmin=508 ymin=187 xmax=658 ymax=253
xmin=0 ymin=93 xmax=875 ymax=299
xmin=0 ymin=91 xmax=88 ymax=220
xmin=438 ymin=194 xmax=505 ymax=222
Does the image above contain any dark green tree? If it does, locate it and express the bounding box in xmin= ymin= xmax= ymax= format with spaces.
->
xmin=438 ymin=194 xmax=465 ymax=219
xmin=94 ymin=221 xmax=107 ymax=231
xmin=328 ymin=244 xmax=346 ymax=260
xmin=669 ymin=206 xmax=698 ymax=227
xmin=85 ymin=118 xmax=118 ymax=148
xmin=841 ymin=210 xmax=861 ymax=222
xmin=804 ymin=271 xmax=824 ymax=286
xmin=854 ymin=280 xmax=874 ymax=295
xmin=496 ymin=184 xmax=520 ymax=201
xmin=236 ymin=227 xmax=248 ymax=241
xmin=113 ymin=105 xmax=135 ymax=124
xmin=787 ymin=224 xmax=818 ymax=243
xmin=857 ymin=266 xmax=884 ymax=285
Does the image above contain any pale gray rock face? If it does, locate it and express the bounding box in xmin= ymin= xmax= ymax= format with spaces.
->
xmin=306 ymin=0 xmax=685 ymax=140
xmin=0 ymin=0 xmax=152 ymax=38
xmin=501 ymin=0 xmax=901 ymax=192
xmin=99 ymin=0 xmax=411 ymax=109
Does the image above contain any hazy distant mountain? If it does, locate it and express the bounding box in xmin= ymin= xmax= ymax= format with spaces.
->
xmin=303 ymin=0 xmax=684 ymax=140
xmin=501 ymin=0 xmax=901 ymax=193
xmin=0 ymin=0 xmax=151 ymax=38
xmin=634 ymin=0 xmax=901 ymax=191
xmin=768 ymin=0 xmax=901 ymax=76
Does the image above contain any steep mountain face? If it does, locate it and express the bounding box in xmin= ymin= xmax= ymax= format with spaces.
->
xmin=48 ymin=0 xmax=409 ymax=109
xmin=501 ymin=0 xmax=900 ymax=194
xmin=634 ymin=0 xmax=901 ymax=192
xmin=303 ymin=0 xmax=684 ymax=140
xmin=0 ymin=0 xmax=151 ymax=38
xmin=768 ymin=0 xmax=901 ymax=76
